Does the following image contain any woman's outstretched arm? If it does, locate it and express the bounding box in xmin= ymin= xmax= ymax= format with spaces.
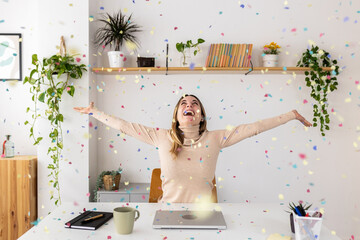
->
xmin=74 ymin=102 xmax=166 ymax=147
xmin=217 ymin=110 xmax=312 ymax=148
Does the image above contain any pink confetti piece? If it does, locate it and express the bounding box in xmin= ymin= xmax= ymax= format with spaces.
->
xmin=355 ymin=81 xmax=359 ymax=85
xmin=339 ymin=123 xmax=343 ymax=127
xmin=221 ymin=33 xmax=224 ymax=36
xmin=319 ymin=33 xmax=325 ymax=37
xmin=86 ymin=193 xmax=90 ymax=197
xmin=73 ymin=201 xmax=79 ymax=206
xmin=121 ymin=105 xmax=125 ymax=108
xmin=307 ymin=189 xmax=310 ymax=193
xmin=303 ymin=99 xmax=308 ymax=104
xmin=291 ymin=28 xmax=297 ymax=32
xmin=89 ymin=121 xmax=93 ymax=127
xmin=107 ymin=236 xmax=112 ymax=239
xmin=109 ymin=144 xmax=114 ymax=148
xmin=76 ymin=58 xmax=81 ymax=62
xmin=174 ymin=27 xmax=178 ymax=30
xmin=299 ymin=153 xmax=306 ymax=159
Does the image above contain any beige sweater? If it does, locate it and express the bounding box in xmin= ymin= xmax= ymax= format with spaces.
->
xmin=91 ymin=109 xmax=296 ymax=203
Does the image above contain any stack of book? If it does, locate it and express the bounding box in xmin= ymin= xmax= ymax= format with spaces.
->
xmin=205 ymin=43 xmax=253 ymax=68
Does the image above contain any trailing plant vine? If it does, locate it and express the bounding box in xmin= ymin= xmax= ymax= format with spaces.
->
xmin=297 ymin=45 xmax=340 ymax=136
xmin=24 ymin=50 xmax=87 ymax=206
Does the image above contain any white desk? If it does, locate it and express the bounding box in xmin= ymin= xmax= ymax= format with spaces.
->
xmin=19 ymin=202 xmax=340 ymax=240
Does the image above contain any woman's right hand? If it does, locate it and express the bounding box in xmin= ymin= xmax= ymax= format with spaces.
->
xmin=73 ymin=102 xmax=95 ymax=114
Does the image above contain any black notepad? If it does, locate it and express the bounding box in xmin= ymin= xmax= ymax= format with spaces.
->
xmin=65 ymin=211 xmax=113 ymax=230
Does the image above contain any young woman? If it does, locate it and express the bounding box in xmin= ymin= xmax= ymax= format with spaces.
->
xmin=74 ymin=94 xmax=311 ymax=203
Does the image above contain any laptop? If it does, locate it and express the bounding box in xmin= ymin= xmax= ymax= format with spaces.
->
xmin=152 ymin=210 xmax=227 ymax=229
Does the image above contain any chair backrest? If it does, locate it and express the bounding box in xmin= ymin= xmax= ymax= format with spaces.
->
xmin=149 ymin=168 xmax=218 ymax=203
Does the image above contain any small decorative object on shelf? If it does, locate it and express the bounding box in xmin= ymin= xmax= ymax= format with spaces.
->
xmin=297 ymin=45 xmax=340 ymax=136
xmin=94 ymin=11 xmax=142 ymax=68
xmin=176 ymin=38 xmax=205 ymax=67
xmin=262 ymin=42 xmax=281 ymax=67
xmin=137 ymin=57 xmax=155 ymax=67
xmin=94 ymin=167 xmax=123 ymax=201
xmin=2 ymin=135 xmax=15 ymax=158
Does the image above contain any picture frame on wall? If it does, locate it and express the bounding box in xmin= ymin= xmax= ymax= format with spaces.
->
xmin=0 ymin=33 xmax=22 ymax=81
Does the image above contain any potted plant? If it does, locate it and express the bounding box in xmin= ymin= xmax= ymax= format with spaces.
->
xmin=176 ymin=38 xmax=205 ymax=67
xmin=286 ymin=201 xmax=312 ymax=233
xmin=23 ymin=37 xmax=87 ymax=206
xmin=93 ymin=167 xmax=123 ymax=201
xmin=297 ymin=45 xmax=340 ymax=136
xmin=93 ymin=11 xmax=142 ymax=68
xmin=262 ymin=42 xmax=281 ymax=67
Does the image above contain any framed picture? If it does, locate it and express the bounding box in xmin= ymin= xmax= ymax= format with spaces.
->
xmin=0 ymin=33 xmax=22 ymax=81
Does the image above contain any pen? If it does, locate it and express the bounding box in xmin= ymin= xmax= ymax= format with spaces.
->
xmin=82 ymin=214 xmax=103 ymax=223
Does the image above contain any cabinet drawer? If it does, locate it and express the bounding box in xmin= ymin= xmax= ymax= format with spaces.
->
xmin=98 ymin=193 xmax=129 ymax=202
xmin=130 ymin=193 xmax=149 ymax=203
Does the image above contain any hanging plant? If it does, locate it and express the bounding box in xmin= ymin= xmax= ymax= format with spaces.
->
xmin=23 ymin=37 xmax=87 ymax=206
xmin=297 ymin=45 xmax=340 ymax=136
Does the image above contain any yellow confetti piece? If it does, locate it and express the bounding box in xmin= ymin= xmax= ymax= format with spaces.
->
xmin=278 ymin=194 xmax=284 ymax=200
xmin=354 ymin=142 xmax=358 ymax=148
xmin=345 ymin=98 xmax=351 ymax=103
xmin=42 ymin=205 xmax=45 ymax=209
xmin=262 ymin=228 xmax=266 ymax=233
xmin=89 ymin=16 xmax=94 ymax=22
xmin=123 ymin=8 xmax=128 ymax=13
xmin=303 ymin=160 xmax=308 ymax=166
xmin=69 ymin=3 xmax=73 ymax=6
xmin=331 ymin=231 xmax=336 ymax=235
xmin=44 ymin=226 xmax=49 ymax=233
xmin=264 ymin=81 xmax=269 ymax=85
xmin=189 ymin=176 xmax=193 ymax=180
xmin=106 ymin=68 xmax=113 ymax=72
xmin=114 ymin=150 xmax=117 ymax=154
xmin=272 ymin=137 xmax=277 ymax=141
xmin=124 ymin=181 xmax=129 ymax=185
xmin=341 ymin=174 xmax=347 ymax=179
xmin=308 ymin=170 xmax=314 ymax=175
xmin=19 ymin=38 xmax=23 ymax=42
xmin=202 ymin=67 xmax=207 ymax=71
xmin=226 ymin=125 xmax=235 ymax=131
xmin=83 ymin=133 xmax=90 ymax=139
xmin=319 ymin=208 xmax=325 ymax=214
xmin=105 ymin=126 xmax=110 ymax=130
xmin=147 ymin=68 xmax=152 ymax=73
xmin=217 ymin=177 xmax=224 ymax=182
xmin=120 ymin=133 xmax=126 ymax=138
xmin=146 ymin=187 xmax=150 ymax=191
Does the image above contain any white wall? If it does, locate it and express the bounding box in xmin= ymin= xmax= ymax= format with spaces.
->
xmin=91 ymin=0 xmax=360 ymax=238
xmin=0 ymin=0 xmax=90 ymax=218
xmin=1 ymin=0 xmax=359 ymax=238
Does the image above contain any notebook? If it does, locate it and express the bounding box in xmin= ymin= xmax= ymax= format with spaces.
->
xmin=152 ymin=210 xmax=227 ymax=229
xmin=65 ymin=211 xmax=113 ymax=230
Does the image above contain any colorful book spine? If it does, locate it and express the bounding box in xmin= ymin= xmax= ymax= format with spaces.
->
xmin=205 ymin=44 xmax=214 ymax=67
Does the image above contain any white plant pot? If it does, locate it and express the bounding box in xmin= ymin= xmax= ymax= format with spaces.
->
xmin=108 ymin=51 xmax=126 ymax=68
xmin=262 ymin=54 xmax=279 ymax=67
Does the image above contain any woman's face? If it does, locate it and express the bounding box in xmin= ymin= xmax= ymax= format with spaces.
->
xmin=176 ymin=96 xmax=203 ymax=126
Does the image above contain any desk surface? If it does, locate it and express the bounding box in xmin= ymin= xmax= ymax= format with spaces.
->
xmin=20 ymin=202 xmax=340 ymax=240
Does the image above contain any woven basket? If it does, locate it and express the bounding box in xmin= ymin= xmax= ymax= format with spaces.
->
xmin=103 ymin=174 xmax=121 ymax=190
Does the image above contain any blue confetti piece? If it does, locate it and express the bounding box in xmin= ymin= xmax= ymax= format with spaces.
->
xmin=189 ymin=62 xmax=195 ymax=70
xmin=219 ymin=116 xmax=223 ymax=119
xmin=344 ymin=16 xmax=350 ymax=22
xmin=313 ymin=145 xmax=317 ymax=150
xmin=283 ymin=66 xmax=287 ymax=71
xmin=292 ymin=164 xmax=297 ymax=169
xmin=67 ymin=130 xmax=69 ymax=134
xmin=31 ymin=218 xmax=41 ymax=226
xmin=100 ymin=6 xmax=104 ymax=10
xmin=284 ymin=6 xmax=289 ymax=9
xmin=240 ymin=4 xmax=245 ymax=8
xmin=0 ymin=20 xmax=4 ymax=24
xmin=197 ymin=85 xmax=200 ymax=89
xmin=304 ymin=27 xmax=308 ymax=31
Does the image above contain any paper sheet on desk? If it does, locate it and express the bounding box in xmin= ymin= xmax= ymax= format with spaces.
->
xmin=267 ymin=233 xmax=291 ymax=240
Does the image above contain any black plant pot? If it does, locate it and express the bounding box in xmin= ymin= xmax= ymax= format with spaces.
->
xmin=290 ymin=213 xmax=295 ymax=233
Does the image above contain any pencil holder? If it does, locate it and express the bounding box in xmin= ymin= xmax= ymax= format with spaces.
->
xmin=293 ymin=211 xmax=323 ymax=240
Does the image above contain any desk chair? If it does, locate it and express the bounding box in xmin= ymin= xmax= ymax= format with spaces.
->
xmin=149 ymin=168 xmax=218 ymax=203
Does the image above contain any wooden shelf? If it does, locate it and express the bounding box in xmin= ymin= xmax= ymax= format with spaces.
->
xmin=91 ymin=67 xmax=333 ymax=75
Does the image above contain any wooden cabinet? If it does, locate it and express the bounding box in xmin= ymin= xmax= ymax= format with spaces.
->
xmin=0 ymin=155 xmax=37 ymax=240
xmin=97 ymin=183 xmax=149 ymax=203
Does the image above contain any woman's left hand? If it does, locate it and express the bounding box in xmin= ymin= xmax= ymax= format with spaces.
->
xmin=292 ymin=110 xmax=312 ymax=127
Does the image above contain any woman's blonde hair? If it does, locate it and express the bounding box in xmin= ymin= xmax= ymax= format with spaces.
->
xmin=169 ymin=94 xmax=207 ymax=159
